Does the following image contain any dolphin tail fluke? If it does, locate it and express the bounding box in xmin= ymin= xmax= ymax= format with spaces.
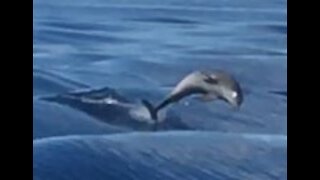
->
xmin=141 ymin=99 xmax=159 ymax=131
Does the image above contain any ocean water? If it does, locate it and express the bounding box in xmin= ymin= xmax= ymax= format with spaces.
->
xmin=33 ymin=0 xmax=287 ymax=179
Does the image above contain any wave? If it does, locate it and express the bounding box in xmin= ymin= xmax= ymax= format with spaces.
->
xmin=39 ymin=87 xmax=189 ymax=131
xmin=33 ymin=99 xmax=128 ymax=139
xmin=34 ymin=131 xmax=287 ymax=180
xmin=36 ymin=86 xmax=286 ymax=135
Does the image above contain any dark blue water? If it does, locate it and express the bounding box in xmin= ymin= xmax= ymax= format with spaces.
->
xmin=33 ymin=0 xmax=287 ymax=179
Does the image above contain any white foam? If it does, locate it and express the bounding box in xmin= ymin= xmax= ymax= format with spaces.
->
xmin=129 ymin=105 xmax=167 ymax=124
xmin=231 ymin=91 xmax=237 ymax=98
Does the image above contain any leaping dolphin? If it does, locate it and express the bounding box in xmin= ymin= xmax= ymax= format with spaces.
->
xmin=142 ymin=70 xmax=243 ymax=130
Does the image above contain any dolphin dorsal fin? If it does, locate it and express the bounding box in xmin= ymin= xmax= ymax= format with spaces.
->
xmin=203 ymin=74 xmax=218 ymax=84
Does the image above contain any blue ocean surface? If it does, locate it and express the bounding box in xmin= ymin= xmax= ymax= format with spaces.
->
xmin=33 ymin=0 xmax=287 ymax=179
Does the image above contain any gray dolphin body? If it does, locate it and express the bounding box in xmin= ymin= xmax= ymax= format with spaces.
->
xmin=142 ymin=70 xmax=243 ymax=129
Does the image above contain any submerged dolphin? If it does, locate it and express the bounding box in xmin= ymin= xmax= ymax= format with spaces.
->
xmin=142 ymin=70 xmax=243 ymax=129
